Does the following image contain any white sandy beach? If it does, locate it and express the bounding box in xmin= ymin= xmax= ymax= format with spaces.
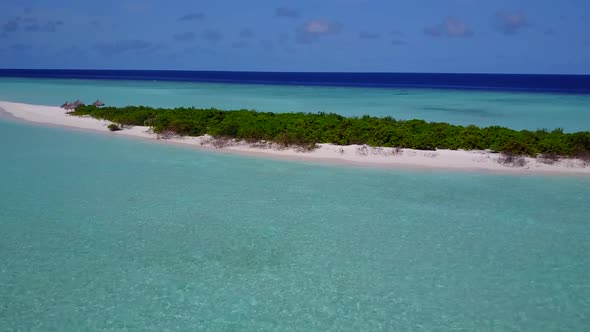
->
xmin=1 ymin=100 xmax=589 ymax=176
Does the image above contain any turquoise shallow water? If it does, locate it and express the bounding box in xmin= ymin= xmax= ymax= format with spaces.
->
xmin=1 ymin=77 xmax=589 ymax=132
xmin=1 ymin=117 xmax=589 ymax=330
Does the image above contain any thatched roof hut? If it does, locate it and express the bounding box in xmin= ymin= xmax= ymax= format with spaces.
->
xmin=92 ymin=100 xmax=105 ymax=107
xmin=72 ymin=100 xmax=84 ymax=107
xmin=63 ymin=103 xmax=76 ymax=111
xmin=60 ymin=101 xmax=69 ymax=108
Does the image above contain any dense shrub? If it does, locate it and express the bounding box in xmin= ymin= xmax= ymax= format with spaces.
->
xmin=537 ymin=153 xmax=560 ymax=165
xmin=107 ymin=123 xmax=121 ymax=132
xmin=577 ymin=152 xmax=590 ymax=167
xmin=498 ymin=153 xmax=528 ymax=167
xmin=70 ymin=105 xmax=590 ymax=157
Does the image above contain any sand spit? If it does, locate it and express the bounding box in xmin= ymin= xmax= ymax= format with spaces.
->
xmin=1 ymin=100 xmax=589 ymax=176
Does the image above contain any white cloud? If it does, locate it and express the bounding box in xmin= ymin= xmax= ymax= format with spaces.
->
xmin=297 ymin=19 xmax=341 ymax=44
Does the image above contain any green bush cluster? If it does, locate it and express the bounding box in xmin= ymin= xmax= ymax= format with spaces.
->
xmin=107 ymin=123 xmax=121 ymax=131
xmin=70 ymin=105 xmax=590 ymax=157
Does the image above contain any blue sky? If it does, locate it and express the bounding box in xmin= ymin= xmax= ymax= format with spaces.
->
xmin=0 ymin=0 xmax=589 ymax=73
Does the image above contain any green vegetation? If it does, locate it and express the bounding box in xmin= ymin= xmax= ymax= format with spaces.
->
xmin=107 ymin=123 xmax=121 ymax=131
xmin=70 ymin=105 xmax=590 ymax=157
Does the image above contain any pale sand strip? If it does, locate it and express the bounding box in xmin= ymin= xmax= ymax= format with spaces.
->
xmin=1 ymin=100 xmax=589 ymax=176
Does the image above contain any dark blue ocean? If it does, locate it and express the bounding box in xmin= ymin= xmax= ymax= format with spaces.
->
xmin=1 ymin=69 xmax=589 ymax=93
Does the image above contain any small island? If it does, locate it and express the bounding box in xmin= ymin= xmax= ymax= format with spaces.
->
xmin=70 ymin=104 xmax=590 ymax=161
xmin=1 ymin=100 xmax=589 ymax=175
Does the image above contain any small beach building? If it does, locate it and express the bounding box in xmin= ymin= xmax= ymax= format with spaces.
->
xmin=63 ymin=103 xmax=76 ymax=111
xmin=92 ymin=100 xmax=105 ymax=107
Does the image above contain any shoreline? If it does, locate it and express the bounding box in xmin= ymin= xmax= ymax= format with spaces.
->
xmin=1 ymin=100 xmax=589 ymax=176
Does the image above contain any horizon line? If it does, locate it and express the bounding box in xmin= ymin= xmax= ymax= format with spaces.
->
xmin=1 ymin=68 xmax=589 ymax=76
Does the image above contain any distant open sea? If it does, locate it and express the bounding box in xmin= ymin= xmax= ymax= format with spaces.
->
xmin=2 ymin=69 xmax=590 ymax=92
xmin=1 ymin=70 xmax=590 ymax=330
